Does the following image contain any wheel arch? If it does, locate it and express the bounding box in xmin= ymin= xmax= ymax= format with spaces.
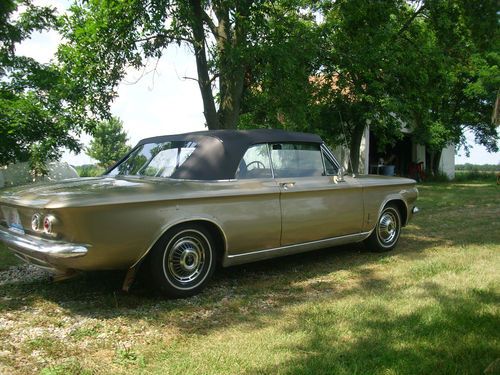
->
xmin=380 ymin=198 xmax=408 ymax=226
xmin=131 ymin=218 xmax=228 ymax=268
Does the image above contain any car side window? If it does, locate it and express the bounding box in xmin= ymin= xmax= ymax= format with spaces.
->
xmin=270 ymin=143 xmax=324 ymax=178
xmin=235 ymin=144 xmax=273 ymax=179
xmin=322 ymin=150 xmax=338 ymax=175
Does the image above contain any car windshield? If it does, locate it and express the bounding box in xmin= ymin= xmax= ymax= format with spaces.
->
xmin=107 ymin=141 xmax=197 ymax=178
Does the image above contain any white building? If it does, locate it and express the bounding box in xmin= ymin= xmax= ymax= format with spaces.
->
xmin=334 ymin=125 xmax=456 ymax=179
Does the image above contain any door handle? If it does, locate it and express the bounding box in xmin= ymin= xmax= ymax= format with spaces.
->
xmin=279 ymin=182 xmax=296 ymax=190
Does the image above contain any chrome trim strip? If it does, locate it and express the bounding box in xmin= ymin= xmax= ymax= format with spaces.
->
xmin=0 ymin=227 xmax=88 ymax=260
xmin=223 ymin=231 xmax=371 ymax=267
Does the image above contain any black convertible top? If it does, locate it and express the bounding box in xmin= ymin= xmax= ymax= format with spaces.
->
xmin=132 ymin=129 xmax=324 ymax=180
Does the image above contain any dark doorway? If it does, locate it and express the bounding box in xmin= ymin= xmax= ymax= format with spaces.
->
xmin=368 ymin=133 xmax=413 ymax=177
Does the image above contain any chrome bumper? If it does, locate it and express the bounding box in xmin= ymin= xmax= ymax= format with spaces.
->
xmin=0 ymin=227 xmax=88 ymax=268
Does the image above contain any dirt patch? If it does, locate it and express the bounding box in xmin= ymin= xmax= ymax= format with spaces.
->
xmin=0 ymin=265 xmax=50 ymax=286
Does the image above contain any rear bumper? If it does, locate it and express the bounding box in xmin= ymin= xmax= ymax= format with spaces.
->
xmin=0 ymin=227 xmax=88 ymax=269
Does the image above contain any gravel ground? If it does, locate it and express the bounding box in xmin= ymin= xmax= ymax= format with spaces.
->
xmin=0 ymin=264 xmax=50 ymax=286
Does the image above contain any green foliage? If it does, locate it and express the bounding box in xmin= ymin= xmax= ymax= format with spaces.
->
xmin=31 ymin=0 xmax=498 ymax=176
xmin=310 ymin=0 xmax=499 ymax=173
xmin=317 ymin=0 xmax=409 ymax=164
xmin=86 ymin=117 xmax=131 ymax=168
xmin=405 ymin=0 xmax=499 ymax=155
xmin=74 ymin=164 xmax=105 ymax=177
xmin=0 ymin=0 xmax=94 ymax=173
xmin=239 ymin=4 xmax=321 ymax=133
xmin=57 ymin=0 xmax=325 ymax=131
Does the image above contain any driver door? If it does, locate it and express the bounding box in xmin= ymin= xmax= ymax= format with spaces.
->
xmin=270 ymin=143 xmax=364 ymax=246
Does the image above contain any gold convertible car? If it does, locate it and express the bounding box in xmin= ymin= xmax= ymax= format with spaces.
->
xmin=0 ymin=130 xmax=418 ymax=297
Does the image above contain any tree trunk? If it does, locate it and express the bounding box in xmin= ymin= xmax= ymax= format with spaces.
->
xmin=214 ymin=3 xmax=248 ymax=130
xmin=218 ymin=66 xmax=245 ymax=129
xmin=188 ymin=0 xmax=219 ymax=130
xmin=188 ymin=2 xmax=249 ymax=130
xmin=349 ymin=122 xmax=366 ymax=174
xmin=432 ymin=149 xmax=442 ymax=176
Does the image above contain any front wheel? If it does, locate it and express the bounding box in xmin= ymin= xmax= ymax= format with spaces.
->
xmin=364 ymin=204 xmax=402 ymax=252
xmin=149 ymin=224 xmax=216 ymax=298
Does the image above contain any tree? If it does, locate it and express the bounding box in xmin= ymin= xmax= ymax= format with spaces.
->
xmin=56 ymin=0 xmax=498 ymax=177
xmin=86 ymin=117 xmax=131 ymax=168
xmin=409 ymin=0 xmax=499 ymax=174
xmin=310 ymin=0 xmax=411 ymax=173
xmin=58 ymin=0 xmax=312 ymax=131
xmin=314 ymin=0 xmax=499 ymax=174
xmin=0 ymin=0 xmax=92 ymax=173
xmin=239 ymin=5 xmax=321 ymax=133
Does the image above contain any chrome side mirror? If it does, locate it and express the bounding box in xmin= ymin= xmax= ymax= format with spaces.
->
xmin=332 ymin=167 xmax=345 ymax=184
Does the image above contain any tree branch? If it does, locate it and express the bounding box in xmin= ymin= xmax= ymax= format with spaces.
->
xmin=397 ymin=3 xmax=426 ymax=37
xmin=134 ymin=32 xmax=193 ymax=44
xmin=202 ymin=10 xmax=219 ymax=38
xmin=181 ymin=76 xmax=198 ymax=82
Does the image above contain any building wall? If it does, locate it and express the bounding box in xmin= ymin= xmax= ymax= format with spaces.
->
xmin=438 ymin=144 xmax=455 ymax=179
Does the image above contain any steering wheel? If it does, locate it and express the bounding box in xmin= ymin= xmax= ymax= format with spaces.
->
xmin=246 ymin=161 xmax=265 ymax=170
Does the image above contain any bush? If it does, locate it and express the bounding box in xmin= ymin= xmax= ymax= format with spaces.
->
xmin=74 ymin=165 xmax=105 ymax=177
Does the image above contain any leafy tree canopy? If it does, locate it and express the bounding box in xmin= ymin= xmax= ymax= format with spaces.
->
xmin=86 ymin=117 xmax=131 ymax=168
xmin=307 ymin=0 xmax=498 ymax=173
xmin=0 ymin=0 xmax=93 ymax=173
xmin=58 ymin=0 xmax=317 ymax=131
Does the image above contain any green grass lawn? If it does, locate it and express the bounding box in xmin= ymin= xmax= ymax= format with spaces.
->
xmin=0 ymin=181 xmax=498 ymax=375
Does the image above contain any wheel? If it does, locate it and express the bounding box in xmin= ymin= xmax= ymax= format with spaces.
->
xmin=364 ymin=204 xmax=402 ymax=252
xmin=148 ymin=224 xmax=216 ymax=298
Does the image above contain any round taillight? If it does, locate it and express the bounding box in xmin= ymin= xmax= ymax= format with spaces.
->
xmin=43 ymin=215 xmax=55 ymax=234
xmin=31 ymin=213 xmax=42 ymax=231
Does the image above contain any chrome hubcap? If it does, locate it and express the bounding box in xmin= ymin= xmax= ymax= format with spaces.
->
xmin=168 ymin=237 xmax=205 ymax=283
xmin=378 ymin=211 xmax=398 ymax=245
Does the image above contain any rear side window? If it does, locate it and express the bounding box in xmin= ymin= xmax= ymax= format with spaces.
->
xmin=235 ymin=144 xmax=273 ymax=179
xmin=271 ymin=143 xmax=324 ymax=178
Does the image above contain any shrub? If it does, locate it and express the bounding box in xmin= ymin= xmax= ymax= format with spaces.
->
xmin=74 ymin=165 xmax=105 ymax=177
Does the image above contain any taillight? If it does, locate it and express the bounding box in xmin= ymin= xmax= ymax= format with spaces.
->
xmin=43 ymin=215 xmax=55 ymax=234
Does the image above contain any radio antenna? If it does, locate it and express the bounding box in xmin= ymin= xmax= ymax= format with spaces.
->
xmin=338 ymin=111 xmax=355 ymax=176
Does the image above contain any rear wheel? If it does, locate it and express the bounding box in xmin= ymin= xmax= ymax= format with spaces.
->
xmin=364 ymin=204 xmax=402 ymax=252
xmin=149 ymin=224 xmax=216 ymax=298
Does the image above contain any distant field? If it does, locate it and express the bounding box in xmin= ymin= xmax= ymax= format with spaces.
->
xmin=454 ymin=164 xmax=498 ymax=182
xmin=0 ymin=181 xmax=498 ymax=374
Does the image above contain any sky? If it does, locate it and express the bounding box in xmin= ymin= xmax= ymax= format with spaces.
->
xmin=14 ymin=0 xmax=500 ymax=166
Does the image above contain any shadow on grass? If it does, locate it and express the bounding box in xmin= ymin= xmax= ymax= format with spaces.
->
xmin=0 ymin=180 xmax=498 ymax=356
xmin=242 ymin=282 xmax=499 ymax=375
xmin=0 ymin=232 xmax=449 ymax=320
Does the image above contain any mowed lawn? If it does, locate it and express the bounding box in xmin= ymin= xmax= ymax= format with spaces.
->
xmin=0 ymin=181 xmax=498 ymax=375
